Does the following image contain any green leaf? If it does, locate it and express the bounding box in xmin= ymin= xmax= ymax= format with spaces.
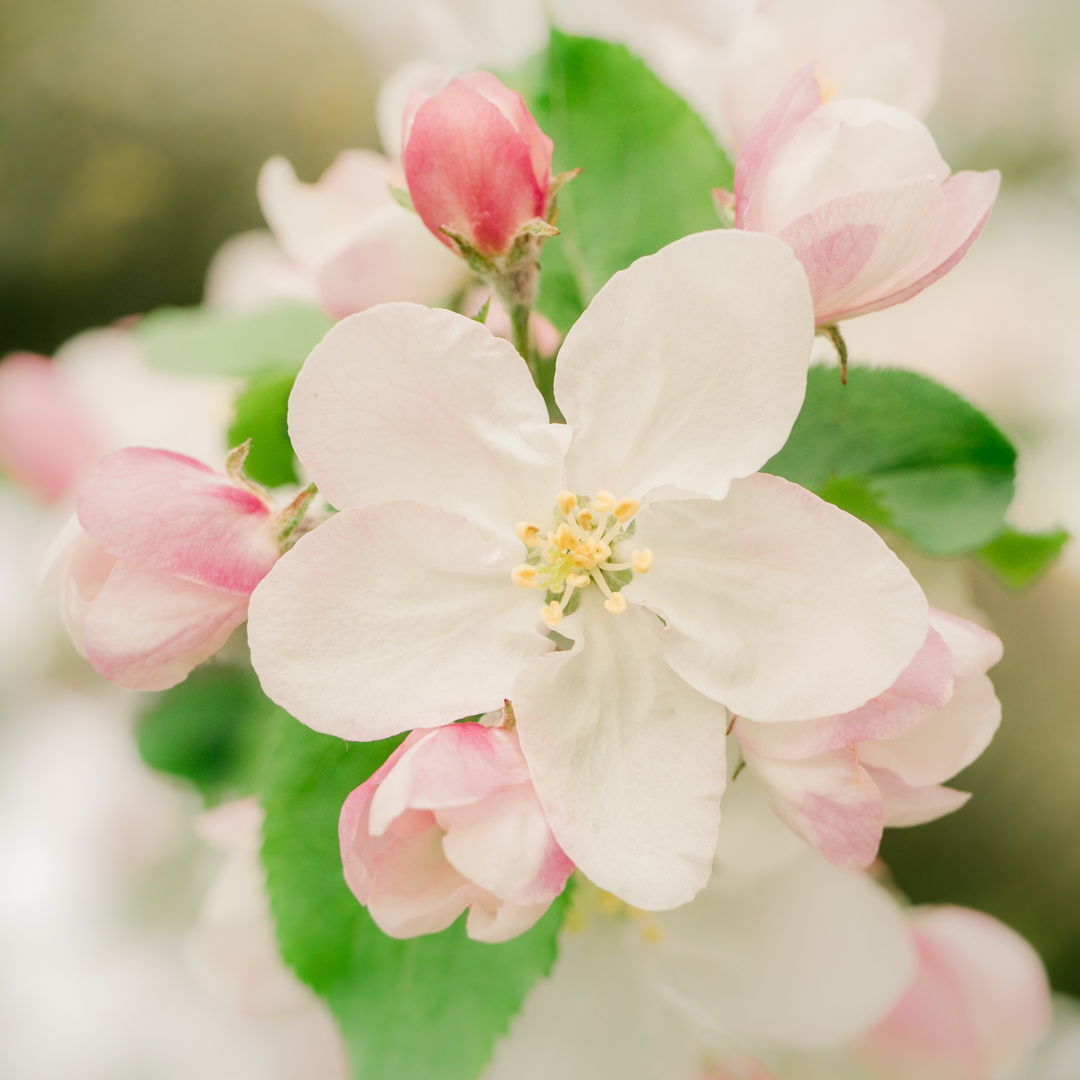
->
xmin=136 ymin=665 xmax=276 ymax=802
xmin=228 ymin=370 xmax=298 ymax=487
xmin=137 ymin=302 xmax=332 ymax=377
xmin=521 ymin=33 xmax=733 ymax=334
xmin=766 ymin=365 xmax=1018 ymax=556
xmin=978 ymin=526 xmax=1069 ymax=587
xmin=260 ymin=712 xmax=567 ymax=1080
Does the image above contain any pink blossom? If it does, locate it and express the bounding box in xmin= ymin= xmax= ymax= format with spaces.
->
xmin=339 ymin=721 xmax=573 ymax=943
xmin=735 ymin=609 xmax=1003 ymax=869
xmin=855 ymin=906 xmax=1052 ymax=1080
xmin=402 ymin=71 xmax=555 ymax=260
xmin=0 ymin=352 xmax=104 ymax=504
xmin=42 ymin=448 xmax=281 ymax=691
xmin=734 ymin=68 xmax=1000 ymax=325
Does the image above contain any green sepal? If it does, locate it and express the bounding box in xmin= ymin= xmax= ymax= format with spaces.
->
xmin=978 ymin=526 xmax=1070 ymax=587
xmin=228 ymin=369 xmax=299 ymax=487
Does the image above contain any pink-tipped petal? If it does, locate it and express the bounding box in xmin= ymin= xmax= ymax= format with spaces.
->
xmin=465 ymin=898 xmax=552 ymax=944
xmin=77 ymin=448 xmax=277 ymax=596
xmin=0 ymin=352 xmax=104 ymax=502
xmin=857 ymin=906 xmax=1052 ymax=1080
xmin=745 ymin=749 xmax=885 ymax=869
xmin=929 ymin=607 xmax=1003 ymax=677
xmin=83 ymin=559 xmax=249 ymax=691
xmin=869 ymin=767 xmax=971 ymax=827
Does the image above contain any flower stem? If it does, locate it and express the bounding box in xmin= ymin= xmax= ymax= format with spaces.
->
xmin=510 ymin=302 xmax=537 ymax=379
xmin=818 ymin=323 xmax=849 ymax=384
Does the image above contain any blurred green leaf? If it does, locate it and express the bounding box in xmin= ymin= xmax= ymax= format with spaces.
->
xmin=766 ymin=365 xmax=1018 ymax=556
xmin=137 ymin=302 xmax=331 ymax=376
xmin=260 ymin=712 xmax=567 ymax=1080
xmin=229 ymin=370 xmax=298 ymax=487
xmin=136 ymin=664 xmax=275 ymax=802
xmin=521 ymin=32 xmax=733 ymax=334
xmin=978 ymin=526 xmax=1070 ymax=587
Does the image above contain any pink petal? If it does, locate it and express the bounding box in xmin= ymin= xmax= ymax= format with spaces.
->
xmin=745 ymin=749 xmax=885 ymax=869
xmin=735 ymin=66 xmax=822 ymax=231
xmin=0 ymin=352 xmax=104 ymax=502
xmin=735 ymin=626 xmax=954 ymax=760
xmin=857 ymin=906 xmax=1051 ymax=1080
xmin=465 ymin=898 xmax=552 ymax=944
xmin=367 ymin=724 xmax=533 ymax=834
xmin=83 ymin=559 xmax=250 ymax=691
xmin=403 ymin=77 xmax=547 ymax=258
xmin=868 ymin=767 xmax=971 ymax=827
xmin=929 ymin=607 xmax=1002 ymax=677
xmin=840 ymin=169 xmax=1001 ymax=320
xmin=77 ymin=448 xmax=277 ymax=596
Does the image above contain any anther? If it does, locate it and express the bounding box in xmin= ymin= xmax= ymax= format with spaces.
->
xmin=592 ymin=490 xmax=615 ymax=514
xmin=604 ymin=592 xmax=627 ymax=614
xmin=511 ymin=565 xmax=539 ymax=589
xmin=515 ymin=521 xmax=541 ymax=546
xmin=557 ymin=490 xmax=578 ymax=516
xmin=613 ymin=498 xmax=640 ymax=523
xmin=566 ymin=573 xmax=590 ymax=588
xmin=631 ymin=548 xmax=653 ymax=574
xmin=540 ymin=601 xmax=564 ymax=627
xmin=554 ymin=523 xmax=576 ymax=551
xmin=577 ymin=508 xmax=594 ymax=529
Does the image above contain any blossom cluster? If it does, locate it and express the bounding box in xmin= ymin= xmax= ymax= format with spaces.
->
xmin=0 ymin=2 xmax=1060 ymax=1078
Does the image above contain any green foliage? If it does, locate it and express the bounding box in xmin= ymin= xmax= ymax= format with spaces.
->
xmin=520 ymin=32 xmax=734 ymax=334
xmin=766 ymin=365 xmax=1018 ymax=556
xmin=259 ymin=712 xmax=567 ymax=1080
xmin=137 ymin=302 xmax=331 ymax=376
xmin=978 ymin=526 xmax=1070 ymax=587
xmin=135 ymin=664 xmax=275 ymax=802
xmin=229 ymin=370 xmax=298 ymax=487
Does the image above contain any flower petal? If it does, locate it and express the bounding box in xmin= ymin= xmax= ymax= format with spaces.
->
xmin=735 ymin=627 xmax=954 ymax=760
xmin=556 ymin=230 xmax=814 ymax=504
xmin=744 ymin=749 xmax=885 ymax=868
xmin=513 ymin=592 xmax=727 ymax=910
xmin=248 ymin=501 xmax=549 ymax=740
xmin=289 ymin=304 xmax=567 ymax=536
xmin=77 ymin=447 xmax=277 ymax=595
xmin=869 ymin=767 xmax=971 ymax=826
xmin=632 ymin=474 xmax=928 ymax=722
xmin=929 ymin=607 xmax=1002 ymax=677
xmin=465 ymin=899 xmax=552 ymax=945
xmin=84 ymin=559 xmax=248 ymax=691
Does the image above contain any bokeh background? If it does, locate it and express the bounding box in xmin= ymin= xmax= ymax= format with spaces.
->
xmin=2 ymin=0 xmax=1080 ymax=1074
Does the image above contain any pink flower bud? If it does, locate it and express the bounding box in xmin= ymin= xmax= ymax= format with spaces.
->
xmin=402 ymin=71 xmax=555 ymax=260
xmin=339 ymin=721 xmax=573 ymax=943
xmin=855 ymin=906 xmax=1051 ymax=1080
xmin=42 ymin=448 xmax=280 ymax=691
xmin=734 ymin=68 xmax=1000 ymax=324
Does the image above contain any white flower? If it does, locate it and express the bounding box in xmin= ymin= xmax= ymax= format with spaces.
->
xmin=248 ymin=229 xmax=928 ymax=910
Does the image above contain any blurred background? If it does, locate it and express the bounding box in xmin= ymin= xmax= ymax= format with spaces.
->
xmin=1 ymin=0 xmax=1080 ymax=1075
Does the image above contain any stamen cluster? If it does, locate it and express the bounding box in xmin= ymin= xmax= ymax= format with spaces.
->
xmin=511 ymin=489 xmax=652 ymax=627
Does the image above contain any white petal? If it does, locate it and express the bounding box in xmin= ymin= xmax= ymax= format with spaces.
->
xmin=632 ymin=474 xmax=928 ymax=722
xmin=871 ymin=769 xmax=971 ymax=827
xmin=289 ymin=304 xmax=569 ymax=535
xmin=513 ymin=592 xmax=727 ymax=910
xmin=248 ymin=501 xmax=549 ymax=740
xmin=556 ymin=231 xmax=813 ymax=503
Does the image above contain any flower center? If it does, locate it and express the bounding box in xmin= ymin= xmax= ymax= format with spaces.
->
xmin=511 ymin=489 xmax=652 ymax=627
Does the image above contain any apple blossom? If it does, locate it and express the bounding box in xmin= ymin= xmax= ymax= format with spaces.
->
xmin=733 ymin=68 xmax=1000 ymax=328
xmin=256 ymin=150 xmax=470 ymax=320
xmin=481 ymin=775 xmax=916 ymax=1080
xmin=339 ymin=719 xmax=573 ymax=943
xmin=402 ymin=70 xmax=556 ymax=262
xmin=248 ymin=229 xmax=929 ymax=910
xmin=735 ymin=609 xmax=1003 ymax=869
xmin=42 ymin=447 xmax=295 ymax=691
xmin=854 ymin=906 xmax=1052 ymax=1080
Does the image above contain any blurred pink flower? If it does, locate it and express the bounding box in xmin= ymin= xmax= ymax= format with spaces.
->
xmin=43 ymin=448 xmax=280 ymax=691
xmin=855 ymin=906 xmax=1052 ymax=1080
xmin=402 ymin=71 xmax=555 ymax=260
xmin=339 ymin=721 xmax=573 ymax=943
xmin=734 ymin=68 xmax=1000 ymax=325
xmin=736 ymin=609 xmax=1003 ymax=869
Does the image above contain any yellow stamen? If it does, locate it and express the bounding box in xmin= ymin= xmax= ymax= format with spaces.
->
xmin=592 ymin=490 xmax=615 ymax=514
xmin=554 ymin=522 xmax=576 ymax=550
xmin=511 ymin=564 xmax=539 ymax=589
xmin=604 ymin=592 xmax=627 ymax=614
xmin=613 ymin=498 xmax=640 ymax=523
xmin=631 ymin=548 xmax=653 ymax=574
xmin=577 ymin=508 xmax=594 ymax=528
xmin=557 ymin=490 xmax=578 ymax=516
xmin=642 ymin=923 xmax=663 ymax=945
xmin=566 ymin=573 xmax=590 ymax=588
xmin=540 ymin=601 xmax=564 ymax=627
xmin=515 ymin=521 xmax=541 ymax=546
